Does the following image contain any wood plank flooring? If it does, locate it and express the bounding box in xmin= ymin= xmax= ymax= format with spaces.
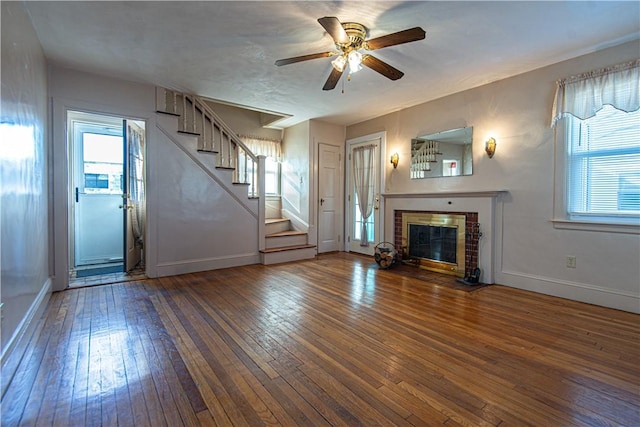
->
xmin=2 ymin=253 xmax=639 ymax=426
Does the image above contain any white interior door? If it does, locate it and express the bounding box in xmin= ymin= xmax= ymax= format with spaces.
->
xmin=318 ymin=143 xmax=342 ymax=253
xmin=72 ymin=117 xmax=124 ymax=267
xmin=347 ymin=138 xmax=381 ymax=256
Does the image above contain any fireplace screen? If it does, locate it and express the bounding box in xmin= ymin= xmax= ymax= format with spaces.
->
xmin=408 ymin=224 xmax=457 ymax=264
xmin=401 ymin=212 xmax=466 ymax=276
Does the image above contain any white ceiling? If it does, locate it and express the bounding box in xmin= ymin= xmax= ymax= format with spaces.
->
xmin=24 ymin=1 xmax=640 ymax=128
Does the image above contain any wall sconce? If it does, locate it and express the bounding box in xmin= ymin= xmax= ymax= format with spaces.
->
xmin=485 ymin=137 xmax=497 ymax=159
xmin=390 ymin=152 xmax=399 ymax=168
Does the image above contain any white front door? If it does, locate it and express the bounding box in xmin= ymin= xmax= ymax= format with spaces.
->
xmin=318 ymin=143 xmax=342 ymax=253
xmin=347 ymin=137 xmax=382 ymax=256
xmin=72 ymin=115 xmax=124 ymax=267
xmin=70 ymin=111 xmax=146 ymax=275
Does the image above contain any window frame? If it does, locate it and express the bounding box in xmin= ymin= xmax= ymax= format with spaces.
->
xmin=263 ymin=156 xmax=280 ymax=196
xmin=552 ymin=116 xmax=640 ymax=235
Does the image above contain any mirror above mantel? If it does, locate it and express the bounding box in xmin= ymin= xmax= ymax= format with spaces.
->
xmin=410 ymin=127 xmax=473 ymax=179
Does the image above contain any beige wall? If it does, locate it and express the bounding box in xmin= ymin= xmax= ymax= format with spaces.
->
xmin=346 ymin=40 xmax=640 ymax=312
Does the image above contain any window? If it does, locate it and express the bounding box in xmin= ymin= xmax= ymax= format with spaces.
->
xmin=264 ymin=157 xmax=280 ymax=195
xmin=566 ymin=105 xmax=640 ymax=219
xmin=84 ymin=173 xmax=109 ymax=189
xmin=239 ymin=135 xmax=282 ymax=196
xmin=245 ymin=156 xmax=280 ymax=196
xmin=552 ymin=59 xmax=640 ymax=230
xmin=442 ymin=159 xmax=459 ymax=177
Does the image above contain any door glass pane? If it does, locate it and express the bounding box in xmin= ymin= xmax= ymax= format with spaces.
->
xmin=353 ymin=191 xmax=374 ymax=242
xmin=83 ymin=133 xmax=123 ymax=195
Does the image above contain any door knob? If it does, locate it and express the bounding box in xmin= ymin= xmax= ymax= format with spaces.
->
xmin=320 ymin=198 xmax=325 ymax=206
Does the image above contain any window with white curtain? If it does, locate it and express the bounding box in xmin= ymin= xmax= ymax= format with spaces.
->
xmin=239 ymin=135 xmax=281 ymax=196
xmin=552 ymin=59 xmax=640 ymax=228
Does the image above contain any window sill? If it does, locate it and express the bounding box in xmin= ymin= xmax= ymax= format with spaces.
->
xmin=552 ymin=218 xmax=640 ymax=234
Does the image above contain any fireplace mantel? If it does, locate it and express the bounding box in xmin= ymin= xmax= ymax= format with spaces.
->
xmin=382 ymin=190 xmax=506 ymax=284
xmin=382 ymin=190 xmax=508 ymax=199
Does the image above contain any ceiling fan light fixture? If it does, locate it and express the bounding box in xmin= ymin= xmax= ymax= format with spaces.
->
xmin=348 ymin=50 xmax=363 ymax=73
xmin=275 ymin=17 xmax=426 ymax=91
xmin=331 ymin=54 xmax=347 ymax=72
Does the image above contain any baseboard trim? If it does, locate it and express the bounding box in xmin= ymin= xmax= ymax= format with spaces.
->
xmin=155 ymin=253 xmax=260 ymax=277
xmin=499 ymin=270 xmax=639 ymax=313
xmin=1 ymin=278 xmax=52 ymax=398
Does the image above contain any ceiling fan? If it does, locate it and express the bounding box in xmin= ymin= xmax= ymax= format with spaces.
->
xmin=275 ymin=17 xmax=426 ymax=91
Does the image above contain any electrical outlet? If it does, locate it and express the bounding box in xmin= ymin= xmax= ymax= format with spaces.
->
xmin=566 ymin=256 xmax=576 ymax=268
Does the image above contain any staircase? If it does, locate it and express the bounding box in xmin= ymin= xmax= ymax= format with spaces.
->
xmin=155 ymin=87 xmax=316 ymax=266
xmin=261 ymin=218 xmax=316 ymax=265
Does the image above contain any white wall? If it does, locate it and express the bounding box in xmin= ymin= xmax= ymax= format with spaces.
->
xmin=282 ymin=121 xmax=310 ymax=225
xmin=153 ymin=122 xmax=260 ymax=276
xmin=346 ymin=40 xmax=640 ymax=313
xmin=0 ymin=1 xmax=50 ymax=385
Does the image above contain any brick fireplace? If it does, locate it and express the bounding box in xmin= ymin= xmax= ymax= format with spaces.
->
xmin=383 ymin=190 xmax=505 ymax=284
xmin=394 ymin=210 xmax=479 ymax=278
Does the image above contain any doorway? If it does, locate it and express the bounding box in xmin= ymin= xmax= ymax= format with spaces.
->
xmin=345 ymin=134 xmax=383 ymax=256
xmin=68 ymin=111 xmax=146 ymax=282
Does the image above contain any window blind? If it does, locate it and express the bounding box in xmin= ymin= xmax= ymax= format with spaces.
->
xmin=567 ymin=105 xmax=640 ymax=217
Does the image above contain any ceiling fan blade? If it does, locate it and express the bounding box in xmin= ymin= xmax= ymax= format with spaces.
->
xmin=362 ymin=55 xmax=404 ymax=80
xmin=365 ymin=27 xmax=426 ymax=50
xmin=318 ymin=16 xmax=350 ymax=45
xmin=275 ymin=52 xmax=334 ymax=66
xmin=323 ymin=68 xmax=344 ymax=91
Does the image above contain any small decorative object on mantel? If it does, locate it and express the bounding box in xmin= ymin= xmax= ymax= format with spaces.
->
xmin=374 ymin=242 xmax=397 ymax=269
xmin=457 ymin=222 xmax=483 ymax=285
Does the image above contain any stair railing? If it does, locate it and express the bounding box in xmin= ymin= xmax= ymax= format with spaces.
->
xmin=155 ymin=87 xmax=260 ymax=198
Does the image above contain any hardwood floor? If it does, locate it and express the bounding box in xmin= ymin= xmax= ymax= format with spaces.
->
xmin=2 ymin=253 xmax=639 ymax=426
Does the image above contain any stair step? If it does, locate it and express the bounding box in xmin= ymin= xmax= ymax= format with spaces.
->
xmin=178 ymin=129 xmax=200 ymax=136
xmin=266 ymin=230 xmax=306 ymax=238
xmin=260 ymin=244 xmax=315 ymax=254
xmin=260 ymin=244 xmax=316 ymax=265
xmin=265 ymin=218 xmax=292 ymax=235
xmin=266 ymin=218 xmax=290 ymax=224
xmin=265 ymin=231 xmax=307 ymax=249
xmin=156 ymin=110 xmax=181 ymax=117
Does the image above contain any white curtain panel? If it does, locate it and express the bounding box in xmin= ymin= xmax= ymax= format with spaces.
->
xmin=128 ymin=125 xmax=145 ymax=248
xmin=353 ymin=144 xmax=376 ymax=247
xmin=551 ymin=59 xmax=639 ymax=127
xmin=239 ymin=135 xmax=282 ymax=161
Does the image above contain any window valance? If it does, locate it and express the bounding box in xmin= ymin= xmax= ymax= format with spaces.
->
xmin=551 ymin=59 xmax=639 ymax=127
xmin=239 ymin=135 xmax=282 ymax=161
